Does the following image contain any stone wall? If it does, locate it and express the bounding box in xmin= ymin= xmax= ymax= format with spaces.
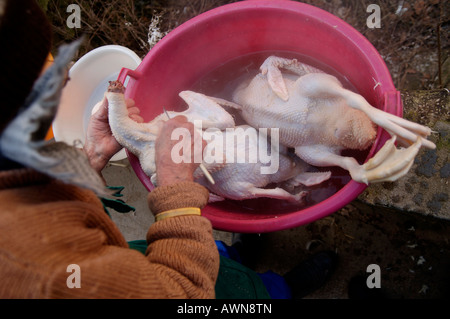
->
xmin=359 ymin=89 xmax=449 ymax=220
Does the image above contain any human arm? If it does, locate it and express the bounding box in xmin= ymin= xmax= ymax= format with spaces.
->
xmin=86 ymin=114 xmax=218 ymax=297
xmin=142 ymin=116 xmax=219 ymax=297
xmin=0 ymin=116 xmax=219 ymax=299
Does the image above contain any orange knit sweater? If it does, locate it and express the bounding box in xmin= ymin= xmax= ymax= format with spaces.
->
xmin=0 ymin=168 xmax=219 ymax=298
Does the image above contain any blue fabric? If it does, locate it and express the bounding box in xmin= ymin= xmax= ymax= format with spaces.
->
xmin=257 ymin=271 xmax=292 ymax=299
xmin=215 ymin=240 xmax=243 ymax=263
xmin=215 ymin=240 xmax=292 ymax=299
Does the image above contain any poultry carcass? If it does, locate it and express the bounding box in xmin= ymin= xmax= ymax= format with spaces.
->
xmin=156 ymin=125 xmax=331 ymax=202
xmin=211 ymin=56 xmax=436 ymax=184
xmin=105 ymin=80 xmax=235 ymax=177
xmin=106 ymin=81 xmax=330 ymax=202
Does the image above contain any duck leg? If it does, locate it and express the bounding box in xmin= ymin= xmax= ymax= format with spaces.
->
xmin=295 ymin=136 xmax=422 ymax=185
xmin=248 ymin=186 xmax=307 ymax=202
xmin=313 ymin=74 xmax=436 ymax=149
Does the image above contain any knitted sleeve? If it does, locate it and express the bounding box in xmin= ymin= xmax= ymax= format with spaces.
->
xmin=147 ymin=181 xmax=210 ymax=214
xmin=0 ymin=170 xmax=219 ymax=299
xmin=145 ymin=181 xmax=219 ymax=298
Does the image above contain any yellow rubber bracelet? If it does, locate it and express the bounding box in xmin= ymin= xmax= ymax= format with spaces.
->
xmin=155 ymin=207 xmax=202 ymax=222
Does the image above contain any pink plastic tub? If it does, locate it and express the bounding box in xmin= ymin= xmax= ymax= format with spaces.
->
xmin=118 ymin=0 xmax=400 ymax=233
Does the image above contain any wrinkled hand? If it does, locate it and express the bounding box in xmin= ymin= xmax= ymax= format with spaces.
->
xmin=84 ymin=95 xmax=143 ymax=173
xmin=155 ymin=116 xmax=207 ymax=187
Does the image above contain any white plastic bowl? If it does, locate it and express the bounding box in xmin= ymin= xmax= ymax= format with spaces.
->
xmin=53 ymin=45 xmax=141 ymax=161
